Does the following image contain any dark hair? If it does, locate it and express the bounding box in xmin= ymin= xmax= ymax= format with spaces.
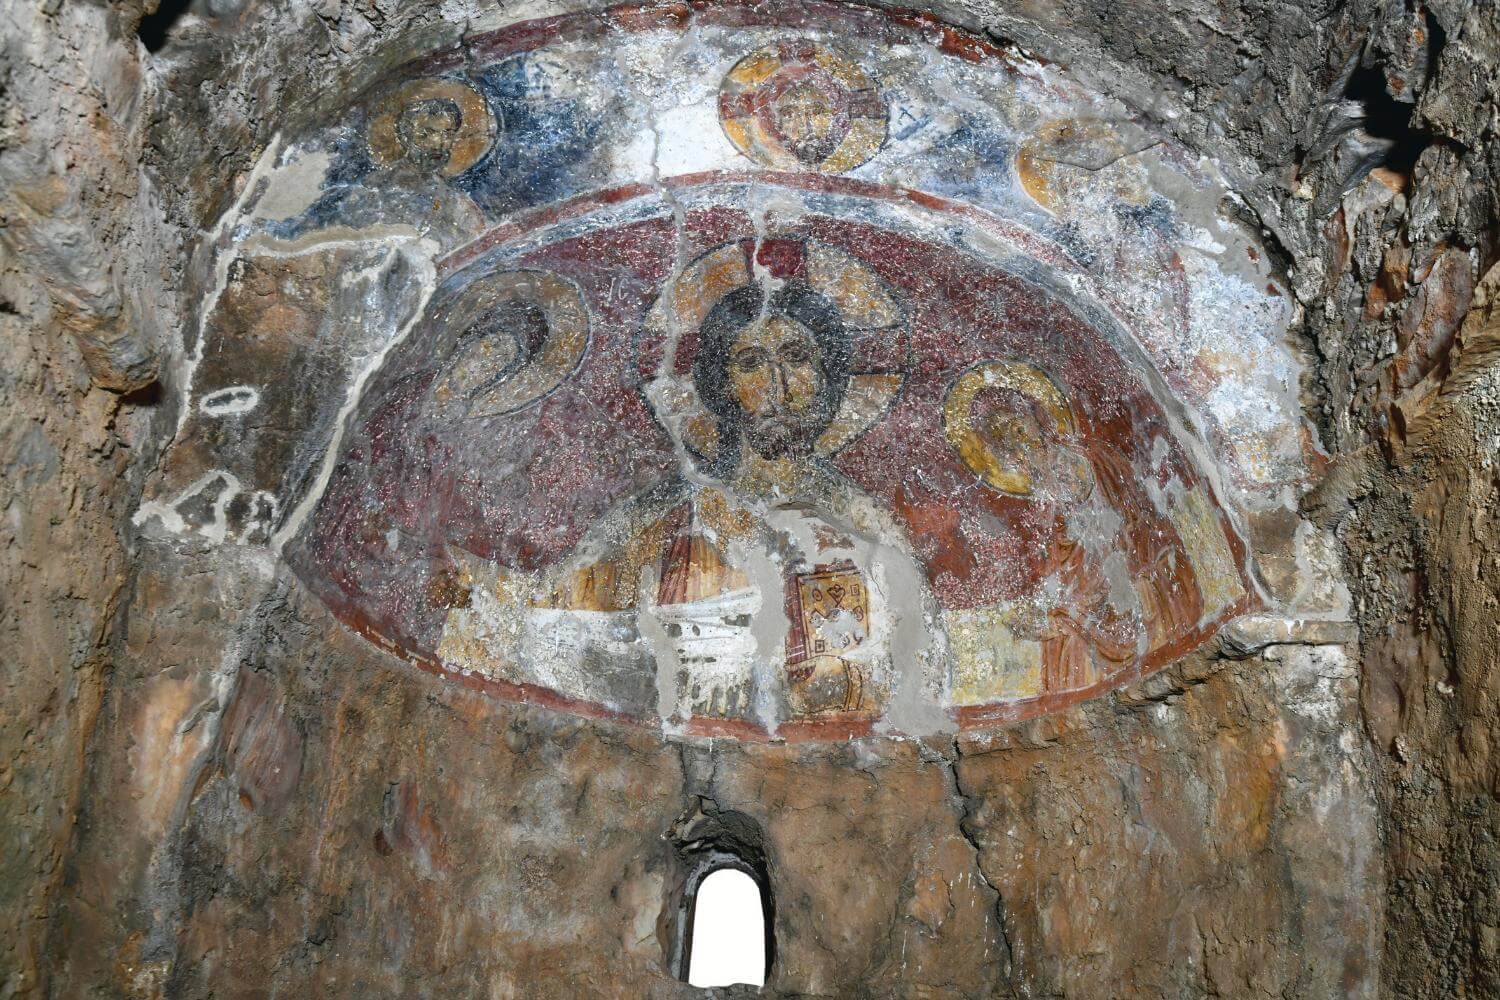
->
xmin=691 ymin=280 xmax=852 ymax=475
xmin=398 ymin=97 xmax=462 ymax=128
xmin=464 ymin=298 xmax=550 ymax=389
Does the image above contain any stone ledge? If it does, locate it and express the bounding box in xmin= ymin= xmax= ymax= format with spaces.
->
xmin=1215 ymin=614 xmax=1359 ymax=659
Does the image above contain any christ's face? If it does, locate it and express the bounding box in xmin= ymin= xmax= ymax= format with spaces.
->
xmin=772 ymin=84 xmax=843 ymax=164
xmin=726 ymin=315 xmax=830 ymax=459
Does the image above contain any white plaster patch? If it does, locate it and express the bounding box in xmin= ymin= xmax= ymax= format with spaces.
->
xmin=250 ymin=145 xmax=334 ymax=222
xmin=132 ymin=470 xmax=242 ymax=544
xmin=1265 ymin=643 xmax=1357 ymax=725
xmin=199 ymin=385 xmax=261 ymax=417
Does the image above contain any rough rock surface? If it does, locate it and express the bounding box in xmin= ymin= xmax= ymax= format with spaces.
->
xmin=0 ymin=1 xmax=1496 ymax=998
xmin=0 ymin=1 xmax=170 ymax=991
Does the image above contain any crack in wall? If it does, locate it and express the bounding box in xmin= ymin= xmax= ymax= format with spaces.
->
xmin=941 ymin=737 xmax=1019 ymax=994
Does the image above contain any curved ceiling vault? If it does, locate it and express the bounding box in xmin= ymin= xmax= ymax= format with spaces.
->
xmin=135 ymin=0 xmax=1331 ymax=742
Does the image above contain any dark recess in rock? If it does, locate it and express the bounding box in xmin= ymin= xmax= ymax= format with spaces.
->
xmin=138 ymin=0 xmax=195 ymax=53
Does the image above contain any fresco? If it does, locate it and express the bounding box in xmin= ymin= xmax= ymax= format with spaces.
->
xmin=718 ymin=40 xmax=888 ymax=173
xmin=288 ymin=206 xmax=1253 ymax=738
xmin=137 ymin=0 xmax=1320 ymax=740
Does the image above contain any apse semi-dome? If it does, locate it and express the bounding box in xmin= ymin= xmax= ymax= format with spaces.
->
xmin=137 ymin=0 xmax=1308 ymax=742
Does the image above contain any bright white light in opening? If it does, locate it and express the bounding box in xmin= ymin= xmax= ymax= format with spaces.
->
xmin=687 ymin=868 xmax=766 ymax=988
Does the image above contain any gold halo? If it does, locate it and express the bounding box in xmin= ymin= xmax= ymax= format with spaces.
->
xmin=718 ymin=41 xmax=887 ymax=174
xmin=368 ymin=78 xmax=496 ymax=178
xmin=643 ymin=241 xmax=902 ymax=348
xmin=943 ymin=360 xmax=1078 ymax=496
xmin=640 ymin=239 xmax=905 ymax=461
xmin=1016 ymin=118 xmax=1150 ymax=213
xmin=431 ymin=270 xmax=590 ymax=418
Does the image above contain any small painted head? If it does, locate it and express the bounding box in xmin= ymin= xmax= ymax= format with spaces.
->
xmin=477 ymin=297 xmax=550 ymax=378
xmin=771 ymin=82 xmax=846 ymax=165
xmin=972 ymin=385 xmax=1092 ymax=502
xmin=974 ymin=386 xmax=1057 ymax=470
xmin=693 ymin=281 xmax=851 ymax=472
xmin=441 ymin=297 xmax=551 ymax=405
xmin=395 ymin=97 xmax=464 ymax=170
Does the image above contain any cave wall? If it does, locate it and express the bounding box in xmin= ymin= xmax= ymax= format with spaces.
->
xmin=0 ymin=0 xmax=1495 ymax=997
xmin=50 ymin=565 xmax=1381 ymax=998
xmin=0 ymin=1 xmax=172 ymax=991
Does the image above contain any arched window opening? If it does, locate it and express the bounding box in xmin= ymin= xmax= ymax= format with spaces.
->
xmin=685 ymin=866 xmax=767 ymax=988
xmin=668 ymin=801 xmax=774 ymax=988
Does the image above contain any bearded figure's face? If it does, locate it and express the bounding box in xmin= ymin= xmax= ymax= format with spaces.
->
xmin=724 ymin=314 xmax=833 ymax=459
xmin=693 ymin=281 xmax=851 ymax=473
xmin=770 ymin=83 xmax=845 ymax=165
xmin=396 ymin=99 xmax=462 ymax=170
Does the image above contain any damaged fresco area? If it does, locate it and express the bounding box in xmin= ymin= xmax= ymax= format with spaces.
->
xmin=292 ymin=215 xmax=1255 ymax=738
xmin=135 ymin=0 xmax=1325 ymax=740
